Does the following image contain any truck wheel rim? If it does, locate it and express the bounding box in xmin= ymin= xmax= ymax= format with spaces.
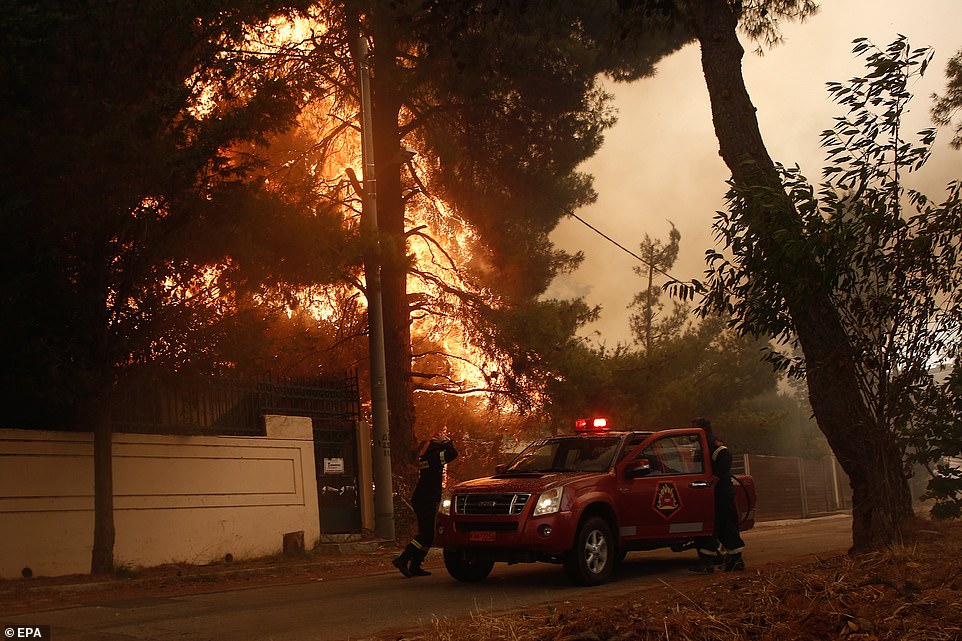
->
xmin=584 ymin=529 xmax=608 ymax=574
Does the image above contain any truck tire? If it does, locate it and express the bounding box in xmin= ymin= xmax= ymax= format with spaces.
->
xmin=564 ymin=516 xmax=615 ymax=586
xmin=443 ymin=548 xmax=494 ymax=582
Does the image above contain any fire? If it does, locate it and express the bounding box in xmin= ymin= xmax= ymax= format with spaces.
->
xmin=170 ymin=13 xmax=522 ymax=404
xmin=404 ymin=189 xmax=485 ymax=388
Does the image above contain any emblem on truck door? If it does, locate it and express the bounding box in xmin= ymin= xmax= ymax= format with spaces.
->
xmin=654 ymin=482 xmax=681 ymax=518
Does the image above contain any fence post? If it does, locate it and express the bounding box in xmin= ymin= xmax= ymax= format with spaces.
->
xmin=797 ymin=457 xmax=808 ymax=519
xmin=830 ymin=457 xmax=841 ymax=511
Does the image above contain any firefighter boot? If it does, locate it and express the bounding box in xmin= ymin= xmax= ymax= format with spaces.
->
xmin=392 ymin=545 xmax=416 ymax=578
xmin=723 ymin=552 xmax=745 ymax=572
xmin=688 ymin=551 xmax=717 ymax=574
xmin=409 ymin=547 xmax=431 ymax=577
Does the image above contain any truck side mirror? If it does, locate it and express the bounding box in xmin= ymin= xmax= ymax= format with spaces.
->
xmin=495 ymin=463 xmax=507 ymax=474
xmin=626 ymin=458 xmax=652 ymax=478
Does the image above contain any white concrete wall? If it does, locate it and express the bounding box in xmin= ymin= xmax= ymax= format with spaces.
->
xmin=0 ymin=415 xmax=320 ymax=578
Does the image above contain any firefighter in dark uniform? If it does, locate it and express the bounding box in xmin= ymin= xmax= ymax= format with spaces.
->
xmin=393 ymin=433 xmax=458 ymax=577
xmin=689 ymin=418 xmax=746 ymax=573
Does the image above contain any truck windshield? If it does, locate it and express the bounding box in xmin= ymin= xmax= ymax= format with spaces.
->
xmin=505 ymin=436 xmax=621 ymax=473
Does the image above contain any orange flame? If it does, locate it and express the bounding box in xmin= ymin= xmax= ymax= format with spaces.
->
xmin=180 ymin=14 xmax=525 ymax=405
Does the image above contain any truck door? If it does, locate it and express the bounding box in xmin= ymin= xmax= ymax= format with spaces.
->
xmin=616 ymin=431 xmax=715 ymax=541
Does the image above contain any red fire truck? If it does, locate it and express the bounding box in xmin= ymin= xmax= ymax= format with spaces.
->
xmin=435 ymin=419 xmax=756 ymax=585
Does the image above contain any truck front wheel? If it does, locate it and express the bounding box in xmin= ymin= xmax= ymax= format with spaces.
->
xmin=443 ymin=549 xmax=494 ymax=582
xmin=564 ymin=516 xmax=615 ymax=585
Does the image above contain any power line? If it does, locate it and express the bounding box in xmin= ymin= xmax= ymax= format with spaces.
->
xmin=568 ymin=212 xmax=681 ymax=282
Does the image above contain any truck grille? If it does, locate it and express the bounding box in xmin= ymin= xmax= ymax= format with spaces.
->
xmin=455 ymin=521 xmax=518 ymax=532
xmin=455 ymin=493 xmax=531 ymax=515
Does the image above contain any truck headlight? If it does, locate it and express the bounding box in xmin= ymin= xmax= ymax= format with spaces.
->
xmin=438 ymin=491 xmax=452 ymax=516
xmin=533 ymin=486 xmax=564 ymax=516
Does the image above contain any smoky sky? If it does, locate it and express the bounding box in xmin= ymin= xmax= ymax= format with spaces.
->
xmin=548 ymin=0 xmax=962 ymax=347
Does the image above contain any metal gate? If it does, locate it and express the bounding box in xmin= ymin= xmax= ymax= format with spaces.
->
xmin=259 ymin=373 xmax=364 ymax=535
xmin=313 ymin=423 xmax=362 ymax=533
xmin=743 ymin=453 xmax=852 ymax=521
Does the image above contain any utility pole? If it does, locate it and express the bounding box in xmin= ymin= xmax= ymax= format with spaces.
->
xmin=355 ymin=36 xmax=394 ymax=541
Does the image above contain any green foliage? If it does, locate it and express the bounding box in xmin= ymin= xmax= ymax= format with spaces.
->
xmin=906 ymin=364 xmax=962 ymax=519
xmin=932 ymin=47 xmax=962 ymax=149
xmin=628 ymin=223 xmax=689 ymax=350
xmin=812 ymin=38 xmax=962 ymax=455
xmin=696 ymin=36 xmax=962 ymax=516
xmin=530 ymin=313 xmax=803 ymax=452
xmin=399 ymin=0 xmax=689 ymax=300
xmin=474 ymin=298 xmax=602 ymax=416
xmin=614 ymin=316 xmax=784 ymax=437
xmin=730 ymin=0 xmax=819 ymax=51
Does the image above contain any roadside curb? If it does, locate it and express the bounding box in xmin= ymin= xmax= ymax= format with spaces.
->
xmin=0 ymin=541 xmax=403 ymax=609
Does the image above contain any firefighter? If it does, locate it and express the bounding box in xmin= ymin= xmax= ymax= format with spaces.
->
xmin=392 ymin=432 xmax=458 ymax=577
xmin=689 ymin=418 xmax=746 ymax=573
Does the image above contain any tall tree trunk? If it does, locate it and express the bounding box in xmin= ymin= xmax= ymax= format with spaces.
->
xmin=682 ymin=0 xmax=913 ymax=550
xmin=371 ymin=23 xmax=418 ymax=485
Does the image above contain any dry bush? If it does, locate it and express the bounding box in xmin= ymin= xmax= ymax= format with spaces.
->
xmin=382 ymin=519 xmax=962 ymax=641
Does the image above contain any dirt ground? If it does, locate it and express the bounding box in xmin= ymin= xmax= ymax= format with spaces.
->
xmin=407 ymin=518 xmax=962 ymax=641
xmin=0 ymin=544 xmax=405 ymax=615
xmin=2 ymin=519 xmax=960 ymax=641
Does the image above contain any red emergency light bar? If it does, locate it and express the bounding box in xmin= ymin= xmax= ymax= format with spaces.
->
xmin=575 ymin=417 xmax=609 ymax=431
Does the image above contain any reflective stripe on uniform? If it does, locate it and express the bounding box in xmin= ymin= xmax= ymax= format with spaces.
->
xmin=411 ymin=539 xmax=426 ymax=551
xmin=711 ymin=444 xmax=728 ymax=461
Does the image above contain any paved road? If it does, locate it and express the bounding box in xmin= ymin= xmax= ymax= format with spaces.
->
xmin=6 ymin=515 xmax=852 ymax=641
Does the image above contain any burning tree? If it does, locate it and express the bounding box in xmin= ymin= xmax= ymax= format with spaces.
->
xmin=262 ymin=1 xmax=692 ymax=485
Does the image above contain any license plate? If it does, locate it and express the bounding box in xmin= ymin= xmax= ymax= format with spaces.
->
xmin=468 ymin=531 xmax=497 ymax=542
